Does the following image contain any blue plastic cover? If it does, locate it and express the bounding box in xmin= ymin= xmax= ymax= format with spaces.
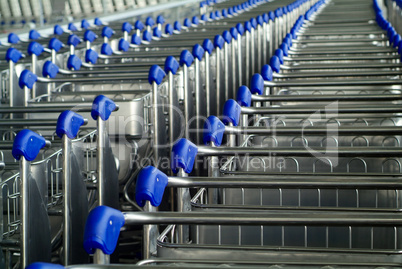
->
xmin=148 ymin=65 xmax=166 ymax=85
xmin=222 ymin=9 xmax=228 ymax=17
xmin=48 ymin=38 xmax=64 ymax=52
xmin=29 ymin=29 xmax=40 ymax=40
xmin=237 ymin=85 xmax=252 ymax=107
xmin=236 ymin=23 xmax=245 ymax=35
xmin=263 ymin=13 xmax=269 ymax=23
xmin=244 ymin=21 xmax=252 ymax=32
xmin=227 ymin=7 xmax=233 ymax=16
xmin=135 ymin=20 xmax=144 ymax=30
xmin=174 ymin=21 xmax=182 ymax=31
xmin=67 ymin=34 xmax=81 ymax=47
xmin=28 ymin=42 xmax=44 ymax=56
xmin=223 ymin=99 xmax=241 ymax=126
xmin=118 ymin=39 xmax=129 ymax=52
xmin=135 ymin=166 xmax=168 ymax=207
xmin=56 ymin=110 xmax=85 ymax=139
xmin=274 ymin=8 xmax=281 ymax=18
xmin=68 ymin=23 xmax=78 ymax=31
xmin=83 ymin=206 xmax=125 ymax=255
xmin=153 ymin=27 xmax=162 ymax=38
xmin=256 ymin=15 xmax=263 ymax=26
xmin=183 ymin=18 xmax=191 ymax=27
xmin=67 ymin=54 xmax=82 ymax=70
xmin=94 ymin=17 xmax=103 ymax=26
xmin=157 ymin=15 xmax=165 ymax=25
xmin=26 ymin=262 xmax=65 ymax=269
xmin=54 ymin=24 xmax=63 ymax=35
xmin=164 ymin=56 xmax=180 ymax=75
xmin=179 ymin=50 xmax=194 ymax=67
xmin=275 ymin=48 xmax=284 ymax=64
xmin=84 ymin=30 xmax=97 ymax=42
xmin=192 ymin=44 xmax=205 ymax=60
xmin=8 ymin=33 xmax=20 ymax=44
xmin=230 ymin=27 xmax=238 ymax=40
xmin=270 ymin=55 xmax=281 ymax=73
xmin=131 ymin=34 xmax=141 ymax=45
xmin=12 ymin=129 xmax=46 ymax=161
xmin=261 ymin=64 xmax=273 ymax=81
xmin=202 ymin=39 xmax=214 ymax=54
xmin=222 ymin=30 xmax=232 ymax=44
xmin=19 ymin=69 xmax=37 ymax=89
xmin=81 ymin=19 xmax=90 ymax=29
xmin=203 ymin=116 xmax=225 ymax=146
xmin=268 ymin=11 xmax=275 ymax=21
xmin=165 ymin=23 xmax=173 ymax=35
xmin=146 ymin=16 xmax=155 ymax=26
xmin=192 ymin=16 xmax=199 ymax=25
xmin=85 ymin=49 xmax=98 ymax=64
xmin=282 ymin=6 xmax=287 ymax=14
xmin=214 ymin=35 xmax=224 ymax=49
xmin=122 ymin=22 xmax=133 ymax=33
xmin=210 ymin=11 xmax=216 ymax=20
xmin=280 ymin=43 xmax=288 ymax=56
xmin=143 ymin=30 xmax=152 ymax=42
xmin=171 ymin=138 xmax=198 ymax=174
xmin=91 ymin=95 xmax=117 ymax=121
xmin=250 ymin=73 xmax=264 ymax=95
xmin=250 ymin=18 xmax=257 ymax=29
xmin=42 ymin=61 xmax=59 ymax=78
xmin=101 ymin=43 xmax=113 ymax=55
xmin=201 ymin=14 xmax=208 ymax=21
xmin=102 ymin=26 xmax=114 ymax=38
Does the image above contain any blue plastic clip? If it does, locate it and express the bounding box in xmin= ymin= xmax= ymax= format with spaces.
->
xmin=263 ymin=13 xmax=269 ymax=23
xmin=171 ymin=138 xmax=198 ymax=174
xmin=48 ymin=38 xmax=64 ymax=52
xmin=135 ymin=166 xmax=168 ymax=207
xmin=101 ymin=43 xmax=113 ymax=55
xmin=203 ymin=116 xmax=225 ymax=146
xmin=118 ymin=39 xmax=129 ymax=52
xmin=157 ymin=15 xmax=165 ymax=25
xmin=230 ymin=27 xmax=238 ymax=40
xmin=12 ymin=129 xmax=47 ymax=161
xmin=270 ymin=55 xmax=281 ymax=73
xmin=54 ymin=25 xmax=64 ymax=36
xmin=237 ymin=85 xmax=252 ymax=107
xmin=146 ymin=16 xmax=155 ymax=27
xmin=261 ymin=64 xmax=273 ymax=81
xmin=81 ymin=19 xmax=90 ymax=29
xmin=68 ymin=23 xmax=78 ymax=32
xmin=19 ymin=70 xmax=37 ymax=89
xmin=274 ymin=48 xmax=284 ymax=64
xmin=85 ymin=49 xmax=98 ymax=64
xmin=222 ymin=9 xmax=228 ymax=17
xmin=102 ymin=26 xmax=114 ymax=38
xmin=84 ymin=30 xmax=97 ymax=43
xmin=164 ymin=56 xmax=180 ymax=75
xmin=210 ymin=11 xmax=216 ymax=20
xmin=183 ymin=18 xmax=191 ymax=28
xmin=222 ymin=30 xmax=232 ymax=44
xmin=42 ymin=61 xmax=59 ymax=78
xmin=214 ymin=35 xmax=225 ymax=49
xmin=148 ymin=65 xmax=166 ymax=85
xmin=28 ymin=42 xmax=44 ymax=56
xmin=67 ymin=34 xmax=81 ymax=47
xmin=165 ymin=23 xmax=173 ymax=35
xmin=91 ymin=95 xmax=117 ymax=121
xmin=29 ymin=29 xmax=40 ymax=40
xmin=26 ymin=262 xmax=65 ymax=269
xmin=279 ymin=43 xmax=288 ymax=56
xmin=94 ymin=18 xmax=103 ymax=26
xmin=202 ymin=39 xmax=214 ymax=54
xmin=83 ymin=206 xmax=125 ymax=255
xmin=131 ymin=34 xmax=141 ymax=45
xmin=56 ymin=110 xmax=86 ymax=139
xmin=192 ymin=44 xmax=205 ymax=60
xmin=250 ymin=73 xmax=264 ymax=95
xmin=201 ymin=14 xmax=208 ymax=22
xmin=244 ymin=21 xmax=252 ymax=32
xmin=236 ymin=23 xmax=245 ymax=35
xmin=143 ymin=30 xmax=152 ymax=42
xmin=222 ymin=99 xmax=241 ymax=126
xmin=8 ymin=33 xmax=20 ymax=44
xmin=67 ymin=54 xmax=82 ymax=71
xmin=122 ymin=22 xmax=133 ymax=33
xmin=250 ymin=18 xmax=257 ymax=29
xmin=179 ymin=50 xmax=194 ymax=67
xmin=256 ymin=15 xmax=263 ymax=26
xmin=135 ymin=20 xmax=144 ymax=31
xmin=192 ymin=16 xmax=199 ymax=25
xmin=174 ymin=21 xmax=182 ymax=32
xmin=153 ymin=27 xmax=162 ymax=38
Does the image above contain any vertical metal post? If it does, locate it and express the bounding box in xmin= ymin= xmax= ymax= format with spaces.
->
xmin=237 ymin=34 xmax=242 ymax=86
xmin=177 ymin=168 xmax=190 ymax=243
xmin=268 ymin=21 xmax=273 ymax=59
xmin=168 ymin=72 xmax=175 ymax=151
xmin=143 ymin=201 xmax=157 ymax=259
xmin=231 ymin=40 xmax=236 ymax=98
xmin=215 ymin=48 xmax=222 ymax=115
xmin=183 ymin=66 xmax=189 ymax=139
xmin=207 ymin=142 xmax=219 ymax=204
xmin=32 ymin=55 xmax=37 ymax=99
xmin=62 ymin=135 xmax=71 ymax=265
xmin=9 ymin=61 xmax=14 ymax=114
xmin=152 ymin=82 xmax=160 ymax=165
xmin=97 ymin=117 xmax=105 ymax=206
xmin=20 ymin=157 xmax=30 ymax=269
xmin=257 ymin=25 xmax=262 ymax=72
xmin=194 ymin=58 xmax=201 ymax=144
xmin=262 ymin=23 xmax=267 ymax=66
xmin=205 ymin=53 xmax=211 ymax=117
xmin=94 ymin=249 xmax=110 ymax=264
xmin=250 ymin=28 xmax=255 ymax=75
xmin=245 ymin=32 xmax=250 ymax=84
xmin=224 ymin=42 xmax=229 ymax=101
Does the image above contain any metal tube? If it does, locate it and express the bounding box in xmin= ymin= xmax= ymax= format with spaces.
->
xmin=183 ymin=65 xmax=189 ymax=139
xmin=215 ymin=48 xmax=221 ymax=115
xmin=205 ymin=53 xmax=210 ymax=117
xmin=20 ymin=157 xmax=30 ymax=269
xmin=97 ymin=117 xmax=105 ymax=206
xmin=94 ymin=249 xmax=109 ymax=264
xmin=194 ymin=58 xmax=201 ymax=144
xmin=224 ymin=42 xmax=229 ymax=101
xmin=143 ymin=201 xmax=157 ymax=259
xmin=176 ymin=168 xmax=190 ymax=244
xmin=152 ymin=82 xmax=160 ymax=165
xmin=32 ymin=54 xmax=37 ymax=99
xmin=168 ymin=72 xmax=175 ymax=151
xmin=62 ymin=135 xmax=71 ymax=265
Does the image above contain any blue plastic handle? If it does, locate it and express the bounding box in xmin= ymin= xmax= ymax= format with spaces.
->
xmin=56 ymin=110 xmax=86 ymax=139
xmin=42 ymin=61 xmax=59 ymax=78
xmin=214 ymin=35 xmax=224 ymax=49
xmin=135 ymin=166 xmax=168 ymax=207
xmin=250 ymin=73 xmax=264 ymax=95
xmin=222 ymin=99 xmax=241 ymax=126
xmin=143 ymin=30 xmax=152 ymax=42
xmin=183 ymin=18 xmax=191 ymax=28
xmin=101 ymin=43 xmax=113 ymax=55
xmin=48 ymin=38 xmax=64 ymax=52
xmin=164 ymin=56 xmax=180 ymax=75
xmin=91 ymin=95 xmax=117 ymax=121
xmin=8 ymin=33 xmax=20 ymax=44
xmin=85 ymin=49 xmax=98 ymax=64
xmin=12 ymin=129 xmax=47 ymax=161
xmin=236 ymin=23 xmax=245 ymax=35
xmin=203 ymin=39 xmax=214 ymax=54
xmin=135 ymin=20 xmax=144 ymax=30
xmin=270 ymin=55 xmax=281 ymax=73
xmin=244 ymin=21 xmax=252 ymax=32
xmin=222 ymin=9 xmax=228 ymax=18
xmin=102 ymin=26 xmax=114 ymax=38
xmin=28 ymin=41 xmax=44 ymax=56
xmin=83 ymin=206 xmax=125 ymax=255
xmin=192 ymin=16 xmax=199 ymax=25
xmin=230 ymin=27 xmax=238 ymax=40
xmin=148 ymin=65 xmax=166 ymax=85
xmin=6 ymin=47 xmax=24 ymax=63
xmin=122 ymin=22 xmax=133 ymax=33
xmin=119 ymin=39 xmax=130 ymax=52
xmin=81 ymin=19 xmax=90 ymax=29
xmin=222 ymin=30 xmax=232 ymax=44
xmin=67 ymin=54 xmax=82 ymax=70
xmin=201 ymin=14 xmax=208 ymax=22
xmin=26 ymin=262 xmax=65 ymax=269
xmin=279 ymin=43 xmax=288 ymax=56
xmin=165 ymin=23 xmax=173 ymax=35
xmin=19 ymin=69 xmax=37 ymax=89
xmin=131 ymin=34 xmax=141 ymax=45
xmin=54 ymin=24 xmax=64 ymax=35
xmin=171 ymin=138 xmax=198 ymax=174
xmin=145 ymin=16 xmax=155 ymax=27
xmin=156 ymin=15 xmax=165 ymax=25
xmin=153 ymin=27 xmax=162 ymax=38
xmin=84 ymin=30 xmax=97 ymax=42
xmin=179 ymin=50 xmax=194 ymax=67
xmin=203 ymin=116 xmax=225 ymax=146
xmin=192 ymin=44 xmax=205 ymax=60
xmin=261 ymin=64 xmax=273 ymax=81
xmin=174 ymin=21 xmax=182 ymax=32
xmin=67 ymin=34 xmax=81 ymax=47
xmin=274 ymin=48 xmax=284 ymax=64
xmin=68 ymin=23 xmax=78 ymax=31
xmin=94 ymin=17 xmax=103 ymax=26
xmin=29 ymin=29 xmax=41 ymax=40
xmin=237 ymin=85 xmax=252 ymax=107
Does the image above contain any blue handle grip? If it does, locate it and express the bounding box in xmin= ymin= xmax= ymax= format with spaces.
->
xmin=156 ymin=15 xmax=165 ymax=25
xmin=28 ymin=41 xmax=44 ymax=56
xmin=270 ymin=55 xmax=281 ymax=73
xmin=54 ymin=25 xmax=64 ymax=36
xmin=146 ymin=16 xmax=155 ymax=27
xmin=250 ymin=73 xmax=264 ymax=95
xmin=83 ymin=206 xmax=125 ymax=255
xmin=91 ymin=95 xmax=117 ymax=121
xmin=19 ymin=69 xmax=37 ymax=89
xmin=171 ymin=138 xmax=198 ymax=174
xmin=192 ymin=44 xmax=205 ymax=60
xmin=222 ymin=99 xmax=241 ymax=126
xmin=12 ymin=129 xmax=47 ymax=161
xmin=56 ymin=111 xmax=86 ymax=139
xmin=101 ymin=43 xmax=113 ymax=55
xmin=136 ymin=166 xmax=168 ymax=207
xmin=42 ymin=61 xmax=59 ymax=78
xmin=94 ymin=18 xmax=103 ymax=26
xmin=8 ymin=33 xmax=20 ymax=44
xmin=85 ymin=49 xmax=98 ymax=64
xmin=6 ymin=47 xmax=24 ymax=63
xmin=67 ymin=34 xmax=81 ymax=47
xmin=29 ymin=29 xmax=41 ymax=40
xmin=202 ymin=39 xmax=214 ymax=54
xmin=214 ymin=35 xmax=224 ymax=49
xmin=81 ymin=19 xmax=90 ymax=29
xmin=237 ymin=85 xmax=252 ymax=107
xmin=26 ymin=262 xmax=65 ymax=269
xmin=122 ymin=22 xmax=133 ymax=33
xmin=148 ymin=65 xmax=166 ymax=85
xmin=84 ymin=30 xmax=97 ymax=42
xmin=179 ymin=50 xmax=194 ymax=67
xmin=135 ymin=20 xmax=144 ymax=30
xmin=67 ymin=54 xmax=82 ymax=71
xmin=102 ymin=26 xmax=114 ymax=38
xmin=203 ymin=116 xmax=225 ymax=146
xmin=165 ymin=24 xmax=173 ymax=35
xmin=164 ymin=56 xmax=180 ymax=75
xmin=48 ymin=38 xmax=64 ymax=52
xmin=119 ymin=39 xmax=130 ymax=52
